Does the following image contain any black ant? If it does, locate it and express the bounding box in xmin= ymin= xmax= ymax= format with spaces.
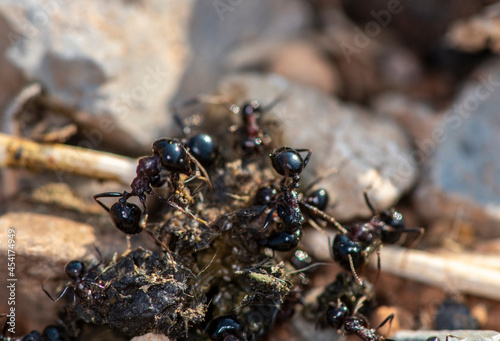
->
xmin=316 ymin=271 xmax=374 ymax=323
xmin=363 ymin=191 xmax=424 ymax=246
xmin=243 ymin=148 xmax=345 ymax=252
xmin=326 ymin=297 xmax=394 ymax=341
xmin=43 ymin=259 xmax=104 ymax=307
xmin=0 ymin=318 xmax=68 ymax=341
xmin=205 ymin=315 xmax=247 ymax=341
xmin=228 ymin=97 xmax=282 ymax=155
xmin=329 ymin=192 xmax=424 ymax=283
xmin=172 ymin=103 xmax=220 ymax=169
xmin=94 ymin=137 xmax=212 ymax=251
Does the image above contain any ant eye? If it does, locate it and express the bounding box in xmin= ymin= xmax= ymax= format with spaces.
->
xmin=65 ymin=260 xmax=85 ymax=281
xmin=270 ymin=147 xmax=304 ymax=177
xmin=109 ymin=202 xmax=143 ymax=235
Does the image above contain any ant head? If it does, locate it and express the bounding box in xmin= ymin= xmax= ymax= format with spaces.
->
xmin=205 ymin=315 xmax=245 ymax=341
xmin=65 ymin=260 xmax=85 ymax=282
xmin=186 ymin=134 xmax=218 ymax=168
xmin=21 ymin=330 xmax=42 ymax=341
xmin=270 ymin=147 xmax=305 ymax=179
xmin=253 ymin=185 xmax=278 ymax=206
xmin=152 ymin=138 xmax=191 ymax=175
xmin=332 ymin=234 xmax=364 ymax=271
xmin=42 ymin=325 xmax=66 ymax=341
xmin=380 ymin=209 xmax=405 ymax=230
xmin=241 ymin=100 xmax=261 ymax=116
xmin=326 ymin=301 xmax=349 ymax=329
xmin=379 ymin=209 xmax=406 ymax=244
xmin=425 ymin=338 xmax=440 ymax=341
xmin=109 ymin=201 xmax=143 ymax=235
xmin=306 ymin=188 xmax=329 ymax=211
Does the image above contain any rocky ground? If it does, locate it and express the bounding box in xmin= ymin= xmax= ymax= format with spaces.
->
xmin=1 ymin=1 xmax=500 ymax=340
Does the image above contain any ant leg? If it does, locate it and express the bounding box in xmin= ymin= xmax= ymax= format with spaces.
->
xmin=186 ymin=149 xmax=212 ymax=189
xmin=143 ymin=229 xmax=175 ymax=265
xmin=363 ymin=190 xmax=377 ymax=215
xmin=93 ymin=192 xmax=125 ymax=212
xmin=262 ymin=206 xmax=278 ymax=230
xmin=402 ymin=227 xmax=425 ymax=249
xmin=42 ymin=283 xmax=71 ymax=302
xmin=352 ymin=296 xmax=368 ymax=315
xmin=236 ymin=204 xmax=269 ymax=217
xmin=307 ymin=217 xmax=329 ymax=236
xmin=299 ymin=201 xmax=348 ymax=235
xmin=400 ymin=227 xmax=425 ymax=270
xmin=152 ymin=192 xmax=207 ymax=225
xmin=374 ymin=313 xmax=394 ymax=334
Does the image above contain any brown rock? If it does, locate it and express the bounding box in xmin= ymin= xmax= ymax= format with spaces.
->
xmin=0 ymin=212 xmax=96 ymax=279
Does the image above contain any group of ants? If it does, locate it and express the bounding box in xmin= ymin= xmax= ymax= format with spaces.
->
xmin=2 ymin=98 xmax=450 ymax=341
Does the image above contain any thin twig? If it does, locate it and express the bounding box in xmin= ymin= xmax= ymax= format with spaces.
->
xmin=373 ymin=246 xmax=500 ymax=300
xmin=0 ymin=133 xmax=137 ymax=184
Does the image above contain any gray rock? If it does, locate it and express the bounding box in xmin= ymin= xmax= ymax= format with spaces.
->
xmin=415 ymin=59 xmax=500 ymax=238
xmin=215 ymin=73 xmax=417 ymax=220
xmin=0 ymin=0 xmax=310 ymax=146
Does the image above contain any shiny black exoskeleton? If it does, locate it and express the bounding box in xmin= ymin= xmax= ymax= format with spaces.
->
xmin=205 ymin=315 xmax=247 ymax=341
xmin=40 ymin=326 xmax=68 ymax=341
xmin=94 ymin=137 xmax=211 ymax=243
xmin=304 ymin=188 xmax=329 ymax=211
xmin=43 ymin=260 xmax=104 ymax=306
xmin=0 ymin=320 xmax=69 ymax=341
xmin=332 ymin=234 xmax=365 ymax=274
xmin=326 ymin=300 xmax=393 ymax=341
xmin=185 ymin=133 xmax=218 ymax=168
xmin=260 ymin=227 xmax=302 ymax=252
xmin=94 ymin=193 xmax=143 ymax=235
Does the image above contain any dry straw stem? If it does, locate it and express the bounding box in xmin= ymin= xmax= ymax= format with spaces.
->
xmin=375 ymin=246 xmax=500 ymax=301
xmin=0 ymin=133 xmax=137 ymax=184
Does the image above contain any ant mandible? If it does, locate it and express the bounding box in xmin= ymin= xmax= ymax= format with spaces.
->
xmin=326 ymin=297 xmax=394 ymax=341
xmin=43 ymin=259 xmax=104 ymax=307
